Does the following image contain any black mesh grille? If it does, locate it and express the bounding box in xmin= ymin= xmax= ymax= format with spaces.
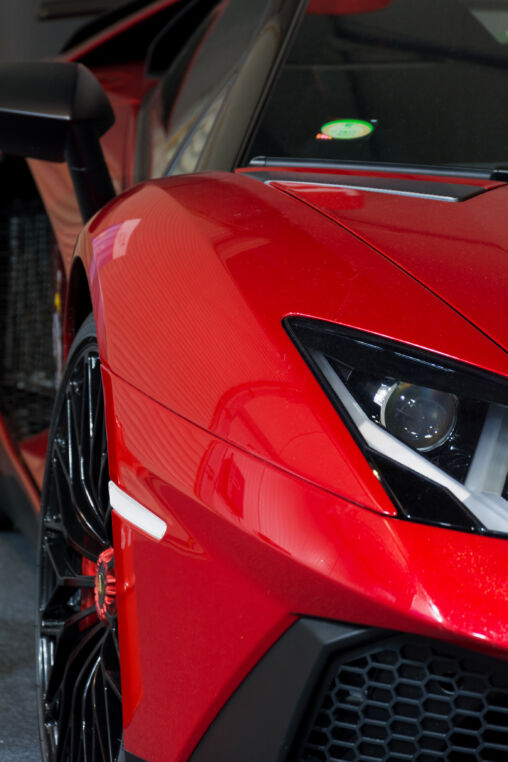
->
xmin=0 ymin=200 xmax=58 ymax=441
xmin=296 ymin=635 xmax=508 ymax=762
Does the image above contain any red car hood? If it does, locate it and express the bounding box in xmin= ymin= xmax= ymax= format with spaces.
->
xmin=266 ymin=172 xmax=508 ymax=353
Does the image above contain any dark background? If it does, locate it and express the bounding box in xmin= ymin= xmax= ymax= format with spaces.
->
xmin=0 ymin=531 xmax=39 ymax=761
xmin=0 ymin=0 xmax=87 ymax=61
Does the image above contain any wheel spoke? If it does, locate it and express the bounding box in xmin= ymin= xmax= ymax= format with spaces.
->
xmin=56 ymin=634 xmax=105 ymax=762
xmin=64 ymin=364 xmax=110 ymax=545
xmin=92 ymin=397 xmax=110 ymax=533
xmin=92 ymin=661 xmax=111 ymax=762
xmin=53 ymin=439 xmax=107 ymax=554
xmin=101 ymin=631 xmax=122 ymax=701
xmin=52 ymin=447 xmax=89 ymax=556
xmin=44 ymin=535 xmax=94 ymax=589
xmin=37 ymin=335 xmax=122 ymax=762
xmin=81 ymin=653 xmax=99 ymax=762
xmin=41 ymin=602 xmax=96 ymax=636
xmin=69 ymin=639 xmax=105 ymax=761
xmin=67 ymin=386 xmax=108 ymax=544
xmin=43 ymin=613 xmax=101 ymax=708
xmin=84 ymin=353 xmax=94 ymax=448
xmin=67 ymin=388 xmax=82 ymax=470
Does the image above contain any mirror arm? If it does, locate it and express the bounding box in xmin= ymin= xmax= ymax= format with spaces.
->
xmin=66 ymin=124 xmax=116 ymax=222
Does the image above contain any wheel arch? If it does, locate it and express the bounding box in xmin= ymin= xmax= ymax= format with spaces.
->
xmin=65 ymin=254 xmax=93 ymax=359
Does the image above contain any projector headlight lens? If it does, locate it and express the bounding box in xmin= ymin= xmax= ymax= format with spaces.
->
xmin=285 ymin=317 xmax=508 ymax=536
xmin=380 ymin=382 xmax=458 ymax=452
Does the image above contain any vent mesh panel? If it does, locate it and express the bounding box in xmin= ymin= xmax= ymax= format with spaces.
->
xmin=296 ymin=635 xmax=508 ymax=762
xmin=0 ymin=201 xmax=57 ymax=440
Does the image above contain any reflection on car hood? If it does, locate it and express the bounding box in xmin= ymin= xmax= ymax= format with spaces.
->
xmin=270 ymin=174 xmax=508 ymax=353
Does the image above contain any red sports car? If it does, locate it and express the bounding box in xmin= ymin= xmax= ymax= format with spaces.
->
xmin=0 ymin=0 xmax=508 ymax=760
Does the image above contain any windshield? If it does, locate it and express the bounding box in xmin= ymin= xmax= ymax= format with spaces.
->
xmin=246 ymin=0 xmax=508 ymax=171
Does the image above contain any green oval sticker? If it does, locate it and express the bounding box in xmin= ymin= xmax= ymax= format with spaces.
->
xmin=321 ymin=119 xmax=374 ymax=140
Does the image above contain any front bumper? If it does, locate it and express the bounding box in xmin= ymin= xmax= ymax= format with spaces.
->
xmin=192 ymin=618 xmax=508 ymax=761
xmin=102 ymin=367 xmax=508 ymax=761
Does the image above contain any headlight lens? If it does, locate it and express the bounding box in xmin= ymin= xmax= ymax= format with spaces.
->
xmin=380 ymin=383 xmax=457 ymax=452
xmin=286 ymin=317 xmax=508 ymax=536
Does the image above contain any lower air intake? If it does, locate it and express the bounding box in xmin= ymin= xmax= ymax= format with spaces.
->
xmin=296 ymin=635 xmax=508 ymax=762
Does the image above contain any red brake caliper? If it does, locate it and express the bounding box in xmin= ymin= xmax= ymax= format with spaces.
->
xmin=81 ymin=548 xmax=117 ymax=626
xmin=94 ymin=547 xmax=117 ymax=624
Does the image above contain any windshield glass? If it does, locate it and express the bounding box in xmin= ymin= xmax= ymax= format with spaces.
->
xmin=246 ymin=0 xmax=508 ymax=170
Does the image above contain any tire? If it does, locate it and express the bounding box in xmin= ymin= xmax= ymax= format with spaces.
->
xmin=36 ymin=313 xmax=123 ymax=761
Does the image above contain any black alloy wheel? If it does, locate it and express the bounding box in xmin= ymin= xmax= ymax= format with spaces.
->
xmin=36 ymin=314 xmax=123 ymax=761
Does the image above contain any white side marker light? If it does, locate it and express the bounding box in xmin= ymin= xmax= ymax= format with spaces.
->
xmin=108 ymin=481 xmax=167 ymax=540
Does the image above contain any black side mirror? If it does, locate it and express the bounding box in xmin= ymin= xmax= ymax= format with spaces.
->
xmin=0 ymin=61 xmax=116 ymax=221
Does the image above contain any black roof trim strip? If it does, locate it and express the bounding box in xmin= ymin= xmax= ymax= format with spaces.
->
xmin=249 ymin=155 xmax=499 ymax=181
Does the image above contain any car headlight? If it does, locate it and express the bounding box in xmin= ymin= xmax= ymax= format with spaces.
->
xmin=286 ymin=317 xmax=508 ymax=536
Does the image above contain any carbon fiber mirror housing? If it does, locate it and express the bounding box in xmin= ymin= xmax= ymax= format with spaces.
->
xmin=0 ymin=61 xmax=115 ymax=220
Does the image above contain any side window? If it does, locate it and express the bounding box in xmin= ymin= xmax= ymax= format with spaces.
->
xmin=142 ymin=0 xmax=277 ymax=179
xmin=168 ymin=80 xmax=230 ymax=176
xmin=144 ymin=7 xmax=223 ymax=179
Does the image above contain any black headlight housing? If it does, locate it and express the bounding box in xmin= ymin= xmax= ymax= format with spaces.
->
xmin=285 ymin=317 xmax=508 ymax=536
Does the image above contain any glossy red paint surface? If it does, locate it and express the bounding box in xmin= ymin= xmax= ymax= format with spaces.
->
xmin=76 ymin=172 xmax=508 ymax=517
xmin=104 ymin=368 xmax=293 ymax=761
xmin=272 ymin=178 xmax=508 ymax=352
xmin=104 ymin=364 xmax=508 ymax=761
